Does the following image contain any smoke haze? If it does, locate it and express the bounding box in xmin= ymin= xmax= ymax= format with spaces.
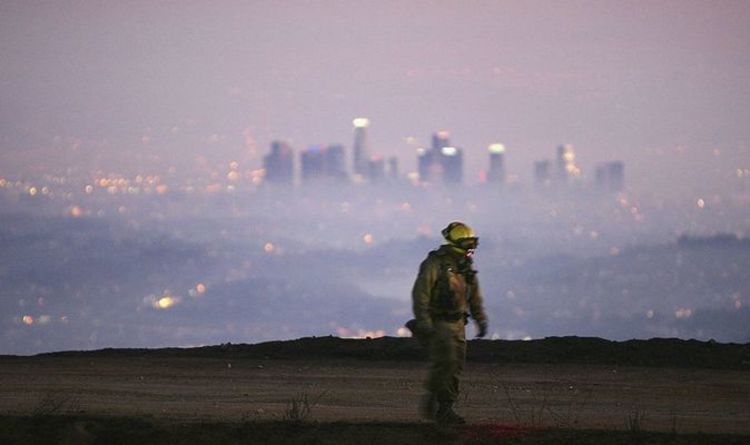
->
xmin=1 ymin=1 xmax=749 ymax=354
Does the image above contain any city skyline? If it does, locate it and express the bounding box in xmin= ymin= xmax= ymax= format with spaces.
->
xmin=1 ymin=1 xmax=749 ymax=199
xmin=1 ymin=1 xmax=749 ymax=354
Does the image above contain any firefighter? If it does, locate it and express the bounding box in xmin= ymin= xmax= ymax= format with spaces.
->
xmin=408 ymin=221 xmax=488 ymax=425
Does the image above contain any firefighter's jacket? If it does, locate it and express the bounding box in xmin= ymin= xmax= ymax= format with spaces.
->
xmin=411 ymin=245 xmax=487 ymax=334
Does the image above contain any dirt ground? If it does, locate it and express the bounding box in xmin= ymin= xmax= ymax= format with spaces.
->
xmin=1 ymin=356 xmax=748 ymax=434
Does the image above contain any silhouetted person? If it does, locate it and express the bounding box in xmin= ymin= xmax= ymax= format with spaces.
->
xmin=407 ymin=221 xmax=488 ymax=425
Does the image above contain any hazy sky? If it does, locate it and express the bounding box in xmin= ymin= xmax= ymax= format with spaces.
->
xmin=3 ymin=1 xmax=750 ymax=353
xmin=2 ymin=0 xmax=750 ymax=189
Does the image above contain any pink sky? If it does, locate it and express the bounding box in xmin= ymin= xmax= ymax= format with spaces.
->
xmin=1 ymin=0 xmax=749 ymax=193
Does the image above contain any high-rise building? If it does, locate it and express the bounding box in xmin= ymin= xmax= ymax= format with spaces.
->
xmin=300 ymin=145 xmax=326 ymax=182
xmin=352 ymin=118 xmax=370 ymax=177
xmin=534 ymin=160 xmax=551 ymax=185
xmin=432 ymin=130 xmax=451 ymax=151
xmin=556 ymin=144 xmax=581 ymax=183
xmin=595 ymin=161 xmax=625 ymax=191
xmin=440 ymin=146 xmax=463 ymax=183
xmin=263 ymin=140 xmax=294 ymax=184
xmin=367 ymin=156 xmax=386 ymax=183
xmin=417 ymin=147 xmax=436 ymax=183
xmin=324 ymin=144 xmax=348 ymax=181
xmin=487 ymin=143 xmax=506 ymax=184
xmin=301 ymin=144 xmax=349 ymax=183
xmin=387 ymin=156 xmax=399 ymax=181
xmin=416 ymin=131 xmax=464 ymax=184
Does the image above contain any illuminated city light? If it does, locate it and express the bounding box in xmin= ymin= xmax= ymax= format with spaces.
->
xmin=735 ymin=300 xmax=742 ymax=309
xmin=396 ymin=326 xmax=411 ymax=337
xmin=264 ymin=242 xmax=275 ymax=253
xmin=22 ymin=315 xmax=34 ymax=325
xmin=196 ymin=283 xmax=207 ymax=294
xmin=69 ymin=206 xmax=83 ymax=218
xmin=0 ymin=178 xmax=6 ymax=187
xmin=28 ymin=187 xmax=38 ymax=196
xmin=229 ymin=161 xmax=239 ymax=170
xmin=363 ymin=233 xmax=374 ymax=244
xmin=400 ymin=202 xmax=412 ymax=211
xmin=156 ymin=184 xmax=168 ymax=194
xmin=352 ymin=117 xmax=370 ymax=128
xmin=336 ymin=326 xmax=386 ymax=339
xmin=38 ymin=315 xmax=51 ymax=325
xmin=227 ymin=170 xmax=240 ymax=181
xmin=488 ymin=143 xmax=506 ymax=154
xmin=84 ymin=184 xmax=94 ymax=194
xmin=250 ymin=169 xmax=265 ymax=185
xmin=156 ymin=295 xmax=177 ymax=309
xmin=646 ymin=309 xmax=654 ymax=319
xmin=675 ymin=307 xmax=693 ymax=319
xmin=697 ymin=198 xmax=705 ymax=209
xmin=441 ymin=146 xmax=458 ymax=156
xmin=407 ymin=171 xmax=420 ymax=186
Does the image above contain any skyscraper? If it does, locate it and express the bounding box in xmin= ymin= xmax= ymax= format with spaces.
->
xmin=387 ymin=156 xmax=399 ymax=181
xmin=352 ymin=118 xmax=370 ymax=177
xmin=300 ymin=145 xmax=326 ymax=182
xmin=534 ymin=160 xmax=551 ymax=186
xmin=367 ymin=156 xmax=386 ymax=183
xmin=487 ymin=143 xmax=506 ymax=184
xmin=263 ymin=140 xmax=294 ymax=184
xmin=432 ymin=130 xmax=451 ymax=151
xmin=595 ymin=161 xmax=625 ymax=191
xmin=440 ymin=146 xmax=463 ymax=183
xmin=324 ymin=144 xmax=348 ymax=181
xmin=416 ymin=131 xmax=464 ymax=184
xmin=417 ymin=147 xmax=436 ymax=183
xmin=556 ymin=144 xmax=581 ymax=183
xmin=301 ymin=144 xmax=349 ymax=183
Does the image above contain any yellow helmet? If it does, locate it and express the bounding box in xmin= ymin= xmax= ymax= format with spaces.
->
xmin=441 ymin=221 xmax=478 ymax=253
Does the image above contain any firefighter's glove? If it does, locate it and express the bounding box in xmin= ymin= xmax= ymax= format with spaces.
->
xmin=476 ymin=321 xmax=488 ymax=338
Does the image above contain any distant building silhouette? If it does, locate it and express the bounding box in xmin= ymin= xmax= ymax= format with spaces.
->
xmin=556 ymin=144 xmax=581 ymax=184
xmin=263 ymin=140 xmax=294 ymax=184
xmin=440 ymin=146 xmax=463 ymax=183
xmin=595 ymin=161 xmax=624 ymax=191
xmin=300 ymin=145 xmax=326 ymax=182
xmin=534 ymin=160 xmax=551 ymax=186
xmin=387 ymin=156 xmax=399 ymax=181
xmin=324 ymin=144 xmax=348 ymax=181
xmin=301 ymin=144 xmax=349 ymax=183
xmin=416 ymin=131 xmax=463 ymax=184
xmin=352 ymin=118 xmax=370 ymax=177
xmin=432 ymin=130 xmax=451 ymax=152
xmin=367 ymin=156 xmax=386 ymax=182
xmin=417 ymin=147 xmax=437 ymax=183
xmin=487 ymin=143 xmax=506 ymax=184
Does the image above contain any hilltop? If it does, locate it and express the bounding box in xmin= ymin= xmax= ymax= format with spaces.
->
xmin=32 ymin=336 xmax=750 ymax=370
